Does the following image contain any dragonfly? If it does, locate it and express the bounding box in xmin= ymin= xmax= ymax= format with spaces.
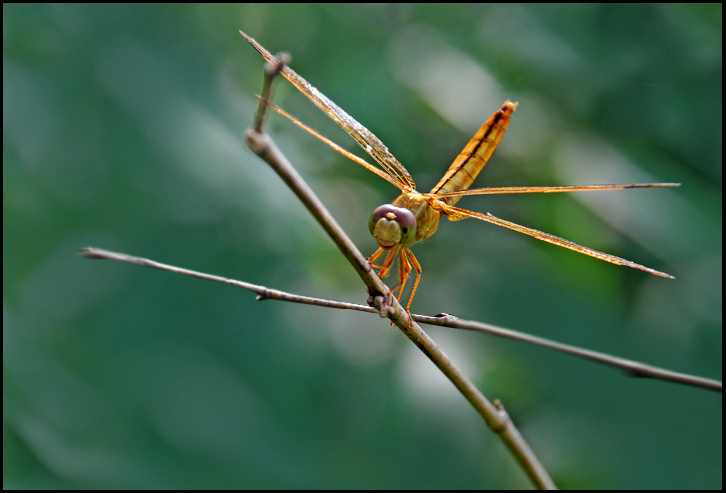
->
xmin=239 ymin=30 xmax=679 ymax=313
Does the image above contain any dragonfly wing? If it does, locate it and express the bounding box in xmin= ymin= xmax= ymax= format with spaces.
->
xmin=430 ymin=100 xmax=518 ymax=203
xmin=441 ymin=204 xmax=675 ymax=279
xmin=240 ymin=30 xmax=416 ymax=191
xmin=437 ymin=183 xmax=681 ymax=198
xmin=257 ymin=97 xmax=406 ymax=189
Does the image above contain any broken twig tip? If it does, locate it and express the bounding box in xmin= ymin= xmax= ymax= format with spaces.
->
xmin=77 ymin=247 xmax=104 ymax=259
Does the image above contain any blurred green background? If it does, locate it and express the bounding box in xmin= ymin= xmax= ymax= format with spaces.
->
xmin=3 ymin=4 xmax=721 ymax=489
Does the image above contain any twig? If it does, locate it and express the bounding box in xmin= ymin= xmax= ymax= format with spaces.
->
xmin=253 ymin=51 xmax=291 ymax=133
xmin=239 ymin=51 xmax=554 ymax=488
xmin=419 ymin=314 xmax=722 ymax=392
xmin=78 ymin=247 xmax=376 ymax=312
xmin=246 ymin=124 xmax=556 ymax=489
xmin=78 ymin=247 xmax=722 ymax=393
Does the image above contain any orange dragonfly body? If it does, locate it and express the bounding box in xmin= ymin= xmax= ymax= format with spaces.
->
xmin=240 ymin=31 xmax=678 ymax=312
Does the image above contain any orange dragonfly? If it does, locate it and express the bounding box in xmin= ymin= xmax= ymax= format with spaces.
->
xmin=239 ymin=30 xmax=679 ymax=312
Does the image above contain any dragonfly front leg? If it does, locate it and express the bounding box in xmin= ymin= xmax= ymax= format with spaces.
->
xmin=368 ymin=246 xmax=400 ymax=278
xmin=367 ymin=247 xmax=386 ymax=271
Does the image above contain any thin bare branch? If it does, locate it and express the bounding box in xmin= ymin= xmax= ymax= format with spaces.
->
xmin=418 ymin=314 xmax=722 ymax=392
xmin=253 ymin=51 xmax=292 ymax=133
xmin=78 ymin=247 xmax=723 ymax=393
xmin=241 ymin=56 xmax=555 ymax=487
xmin=78 ymin=247 xmax=376 ymax=313
xmin=244 ymin=125 xmax=556 ymax=489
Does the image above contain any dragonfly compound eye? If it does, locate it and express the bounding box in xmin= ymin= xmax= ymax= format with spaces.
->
xmin=369 ymin=204 xmax=417 ymax=246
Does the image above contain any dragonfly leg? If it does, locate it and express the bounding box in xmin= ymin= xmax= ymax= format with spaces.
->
xmin=395 ymin=250 xmax=412 ymax=302
xmin=368 ymin=247 xmax=400 ymax=278
xmin=368 ymin=246 xmax=415 ymax=322
xmin=368 ymin=247 xmax=385 ymax=270
xmin=392 ymin=248 xmax=421 ymax=324
xmin=402 ymin=250 xmax=422 ymax=314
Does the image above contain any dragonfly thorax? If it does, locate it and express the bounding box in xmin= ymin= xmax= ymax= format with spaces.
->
xmin=369 ymin=204 xmax=417 ymax=249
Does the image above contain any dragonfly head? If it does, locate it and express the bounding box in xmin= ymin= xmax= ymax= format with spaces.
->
xmin=369 ymin=204 xmax=416 ymax=249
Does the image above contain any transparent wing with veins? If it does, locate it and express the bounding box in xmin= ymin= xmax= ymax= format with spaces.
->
xmin=256 ymin=97 xmax=405 ymax=190
xmin=440 ymin=203 xmax=675 ymax=278
xmin=437 ymin=183 xmax=681 ymax=197
xmin=240 ymin=30 xmax=416 ymax=192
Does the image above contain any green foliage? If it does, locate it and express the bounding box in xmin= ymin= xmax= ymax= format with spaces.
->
xmin=4 ymin=4 xmax=721 ymax=489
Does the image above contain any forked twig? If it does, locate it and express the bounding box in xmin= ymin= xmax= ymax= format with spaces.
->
xmin=245 ymin=125 xmax=556 ymax=489
xmin=76 ymin=41 xmax=719 ymax=490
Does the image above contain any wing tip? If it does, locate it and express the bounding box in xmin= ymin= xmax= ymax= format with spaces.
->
xmin=657 ymin=271 xmax=677 ymax=280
